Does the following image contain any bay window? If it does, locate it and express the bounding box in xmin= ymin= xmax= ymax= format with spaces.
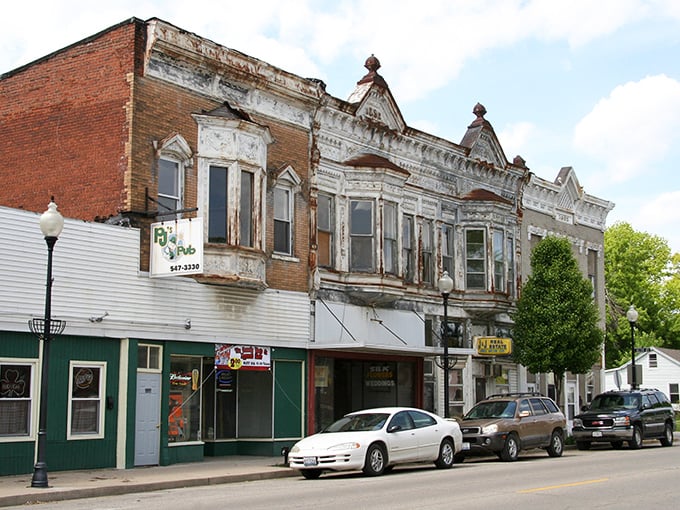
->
xmin=507 ymin=236 xmax=515 ymax=296
xmin=402 ymin=215 xmax=415 ymax=283
xmin=421 ymin=220 xmax=433 ymax=284
xmin=493 ymin=231 xmax=504 ymax=292
xmin=442 ymin=224 xmax=454 ymax=277
xmin=208 ymin=165 xmax=258 ymax=248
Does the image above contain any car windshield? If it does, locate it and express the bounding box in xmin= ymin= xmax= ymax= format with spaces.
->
xmin=322 ymin=413 xmax=389 ymax=433
xmin=589 ymin=394 xmax=640 ymax=410
xmin=464 ymin=401 xmax=516 ymax=420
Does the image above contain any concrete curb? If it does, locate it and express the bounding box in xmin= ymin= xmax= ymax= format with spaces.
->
xmin=0 ymin=467 xmax=297 ymax=508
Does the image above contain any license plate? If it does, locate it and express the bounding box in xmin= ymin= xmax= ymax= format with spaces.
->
xmin=462 ymin=442 xmax=470 ymax=451
xmin=303 ymin=456 xmax=318 ymax=467
xmin=592 ymin=431 xmax=603 ymax=438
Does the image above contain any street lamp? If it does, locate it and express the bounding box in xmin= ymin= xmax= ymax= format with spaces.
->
xmin=27 ymin=198 xmax=66 ymax=488
xmin=437 ymin=271 xmax=454 ymax=418
xmin=626 ymin=305 xmax=639 ymax=390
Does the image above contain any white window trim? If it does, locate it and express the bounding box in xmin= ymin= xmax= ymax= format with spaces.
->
xmin=272 ymin=165 xmax=301 ymax=258
xmin=137 ymin=344 xmax=163 ymax=374
xmin=465 ymin=228 xmax=487 ymax=290
xmin=0 ymin=358 xmax=37 ymax=442
xmin=349 ymin=199 xmax=375 ymax=272
xmin=67 ymin=361 xmax=106 ymax=440
xmin=156 ymin=134 xmax=192 ymax=219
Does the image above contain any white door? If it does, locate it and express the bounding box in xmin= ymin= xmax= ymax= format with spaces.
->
xmin=135 ymin=372 xmax=161 ymax=466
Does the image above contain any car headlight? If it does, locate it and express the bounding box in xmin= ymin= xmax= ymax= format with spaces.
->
xmin=573 ymin=418 xmax=583 ymax=428
xmin=481 ymin=424 xmax=498 ymax=434
xmin=328 ymin=442 xmax=361 ymax=451
xmin=613 ymin=416 xmax=630 ymax=426
xmin=290 ymin=445 xmax=300 ymax=453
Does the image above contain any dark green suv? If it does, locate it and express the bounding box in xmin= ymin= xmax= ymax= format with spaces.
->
xmin=572 ymin=389 xmax=675 ymax=450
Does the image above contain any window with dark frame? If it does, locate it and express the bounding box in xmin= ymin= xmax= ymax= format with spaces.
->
xmin=493 ymin=231 xmax=504 ymax=292
xmin=442 ymin=224 xmax=454 ymax=277
xmin=0 ymin=362 xmax=34 ymax=437
xmin=208 ymin=165 xmax=228 ymax=243
xmin=240 ymin=171 xmax=254 ymax=247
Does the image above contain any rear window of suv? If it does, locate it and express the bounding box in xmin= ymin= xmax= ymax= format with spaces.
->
xmin=542 ymin=399 xmax=559 ymax=413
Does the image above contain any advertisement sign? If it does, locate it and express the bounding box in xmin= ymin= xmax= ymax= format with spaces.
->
xmin=215 ymin=344 xmax=271 ymax=371
xmin=150 ymin=218 xmax=203 ymax=277
xmin=475 ymin=336 xmax=513 ymax=356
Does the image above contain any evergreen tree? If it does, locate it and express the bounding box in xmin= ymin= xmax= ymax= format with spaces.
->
xmin=513 ymin=236 xmax=603 ymax=403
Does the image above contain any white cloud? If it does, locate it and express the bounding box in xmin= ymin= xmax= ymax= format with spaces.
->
xmin=573 ymin=74 xmax=680 ymax=183
xmin=498 ymin=122 xmax=536 ymax=160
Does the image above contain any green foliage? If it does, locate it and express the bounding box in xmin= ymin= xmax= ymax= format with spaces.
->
xmin=604 ymin=222 xmax=680 ymax=367
xmin=512 ymin=237 xmax=603 ymax=390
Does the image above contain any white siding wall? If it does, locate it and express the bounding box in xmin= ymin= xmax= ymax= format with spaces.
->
xmin=1 ymin=206 xmax=309 ymax=346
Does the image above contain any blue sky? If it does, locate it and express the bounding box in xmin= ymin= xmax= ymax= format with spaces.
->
xmin=3 ymin=1 xmax=680 ymax=252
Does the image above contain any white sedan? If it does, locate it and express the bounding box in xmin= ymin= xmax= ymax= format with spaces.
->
xmin=288 ymin=407 xmax=463 ymax=479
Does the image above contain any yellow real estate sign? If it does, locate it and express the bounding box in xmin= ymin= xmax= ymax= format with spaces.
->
xmin=475 ymin=336 xmax=512 ymax=356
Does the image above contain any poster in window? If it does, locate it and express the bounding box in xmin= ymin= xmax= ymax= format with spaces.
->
xmin=215 ymin=344 xmax=270 ymax=371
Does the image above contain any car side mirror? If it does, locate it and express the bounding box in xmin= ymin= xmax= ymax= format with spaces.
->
xmin=387 ymin=424 xmax=402 ymax=433
xmin=518 ymin=410 xmax=531 ymax=418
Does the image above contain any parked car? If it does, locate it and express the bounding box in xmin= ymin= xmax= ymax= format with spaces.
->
xmin=288 ymin=407 xmax=463 ymax=479
xmin=455 ymin=393 xmax=566 ymax=462
xmin=572 ymin=388 xmax=675 ymax=450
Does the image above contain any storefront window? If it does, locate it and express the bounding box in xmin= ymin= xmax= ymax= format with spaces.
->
xmin=0 ymin=361 xmax=35 ymax=437
xmin=169 ymin=356 xmax=201 ymax=443
xmin=68 ymin=362 xmax=105 ymax=438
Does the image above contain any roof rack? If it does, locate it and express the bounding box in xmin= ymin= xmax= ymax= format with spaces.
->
xmin=487 ymin=392 xmax=544 ymax=399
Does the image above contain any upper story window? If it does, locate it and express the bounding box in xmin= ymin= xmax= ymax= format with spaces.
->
xmin=240 ymin=171 xmax=254 ymax=247
xmin=507 ymin=235 xmax=515 ymax=297
xmin=208 ymin=165 xmax=229 ymax=244
xmin=442 ymin=224 xmax=454 ymax=278
xmin=421 ymin=220 xmax=433 ymax=285
xmin=273 ymin=165 xmax=302 ymax=258
xmin=350 ymin=200 xmax=374 ymax=271
xmin=383 ymin=202 xmax=398 ymax=275
xmin=466 ymin=229 xmax=486 ymax=290
xmin=317 ymin=194 xmax=334 ymax=268
xmin=402 ymin=215 xmax=415 ymax=283
xmin=274 ymin=188 xmax=292 ymax=255
xmin=155 ymin=134 xmax=192 ymax=220
xmin=493 ymin=231 xmax=505 ymax=292
xmin=649 ymin=353 xmax=658 ymax=368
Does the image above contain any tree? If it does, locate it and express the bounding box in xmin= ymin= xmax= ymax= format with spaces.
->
xmin=512 ymin=236 xmax=603 ymax=404
xmin=604 ymin=222 xmax=680 ymax=367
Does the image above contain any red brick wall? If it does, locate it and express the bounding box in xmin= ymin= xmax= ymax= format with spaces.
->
xmin=0 ymin=20 xmax=143 ymax=221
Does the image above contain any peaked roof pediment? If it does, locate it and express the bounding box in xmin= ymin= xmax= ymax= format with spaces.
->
xmin=344 ymin=153 xmax=410 ymax=176
xmin=347 ymin=55 xmax=406 ymax=132
xmin=462 ymin=188 xmax=511 ymax=204
xmin=460 ymin=103 xmax=508 ymax=168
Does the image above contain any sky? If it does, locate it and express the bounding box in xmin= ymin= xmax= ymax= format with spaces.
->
xmin=2 ymin=0 xmax=680 ymax=252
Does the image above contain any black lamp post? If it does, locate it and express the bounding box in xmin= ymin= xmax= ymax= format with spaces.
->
xmin=437 ymin=271 xmax=454 ymax=418
xmin=27 ymin=198 xmax=65 ymax=488
xmin=626 ymin=305 xmax=639 ymax=390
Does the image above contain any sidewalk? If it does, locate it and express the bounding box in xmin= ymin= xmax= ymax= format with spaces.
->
xmin=0 ymin=456 xmax=295 ymax=508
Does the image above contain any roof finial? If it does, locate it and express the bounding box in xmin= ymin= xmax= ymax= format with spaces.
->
xmin=357 ymin=54 xmax=388 ymax=88
xmin=473 ymin=102 xmax=487 ymax=119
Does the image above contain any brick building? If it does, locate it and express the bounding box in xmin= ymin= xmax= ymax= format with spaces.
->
xmin=0 ymin=16 xmax=612 ymax=475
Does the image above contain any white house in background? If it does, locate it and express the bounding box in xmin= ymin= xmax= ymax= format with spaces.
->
xmin=604 ymin=347 xmax=680 ymax=410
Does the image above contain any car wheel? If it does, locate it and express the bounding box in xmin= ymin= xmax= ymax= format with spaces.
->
xmin=301 ymin=469 xmax=322 ymax=480
xmin=575 ymin=441 xmax=590 ymax=450
xmin=628 ymin=425 xmax=643 ymax=450
xmin=611 ymin=441 xmax=624 ymax=449
xmin=435 ymin=438 xmax=455 ymax=468
xmin=546 ymin=430 xmax=564 ymax=457
xmin=363 ymin=443 xmax=387 ymax=476
xmin=660 ymin=422 xmax=674 ymax=447
xmin=500 ymin=433 xmax=520 ymax=461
